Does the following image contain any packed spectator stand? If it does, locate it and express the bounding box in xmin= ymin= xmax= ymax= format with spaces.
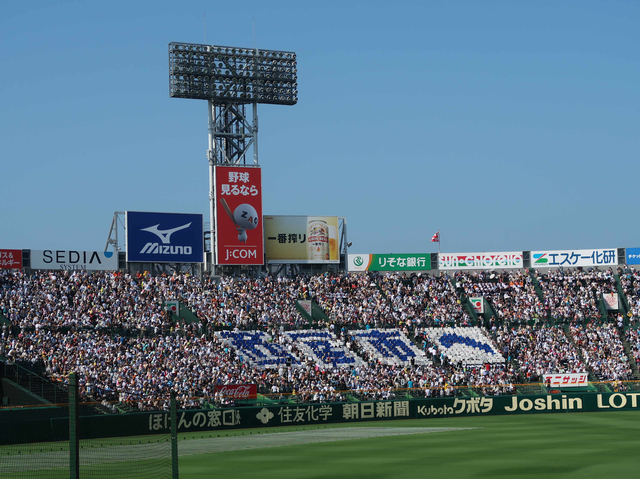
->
xmin=454 ymin=271 xmax=544 ymax=324
xmin=1 ymin=266 xmax=639 ymax=411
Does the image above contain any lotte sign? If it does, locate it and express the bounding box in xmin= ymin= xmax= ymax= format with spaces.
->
xmin=214 ymin=166 xmax=264 ymax=265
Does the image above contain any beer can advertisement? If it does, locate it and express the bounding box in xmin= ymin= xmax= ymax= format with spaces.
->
xmin=264 ymin=216 xmax=339 ymax=264
xmin=215 ymin=166 xmax=264 ymax=265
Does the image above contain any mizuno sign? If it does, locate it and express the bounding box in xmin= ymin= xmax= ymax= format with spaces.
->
xmin=140 ymin=223 xmax=191 ymax=244
xmin=140 ymin=244 xmax=193 ymax=255
xmin=126 ymin=212 xmax=203 ymax=263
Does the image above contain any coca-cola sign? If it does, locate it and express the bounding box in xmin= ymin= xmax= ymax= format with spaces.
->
xmin=214 ymin=384 xmax=257 ymax=400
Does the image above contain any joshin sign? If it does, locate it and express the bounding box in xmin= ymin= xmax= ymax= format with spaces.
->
xmin=215 ymin=166 xmax=264 ymax=265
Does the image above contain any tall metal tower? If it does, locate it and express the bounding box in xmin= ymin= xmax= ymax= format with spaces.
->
xmin=169 ymin=42 xmax=298 ymax=270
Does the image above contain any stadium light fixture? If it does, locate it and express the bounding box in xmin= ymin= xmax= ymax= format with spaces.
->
xmin=169 ymin=42 xmax=298 ymax=105
xmin=169 ymin=41 xmax=298 ymax=272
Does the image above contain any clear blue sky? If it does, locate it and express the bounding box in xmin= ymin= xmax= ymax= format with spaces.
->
xmin=1 ymin=1 xmax=638 ymax=255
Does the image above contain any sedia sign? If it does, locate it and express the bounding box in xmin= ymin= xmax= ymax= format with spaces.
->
xmin=30 ymin=250 xmax=118 ymax=271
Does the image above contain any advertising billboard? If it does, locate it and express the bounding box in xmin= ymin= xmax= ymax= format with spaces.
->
xmin=531 ymin=248 xmax=617 ymax=268
xmin=0 ymin=249 xmax=22 ymax=269
xmin=213 ymin=384 xmax=257 ymax=401
xmin=31 ymin=250 xmax=117 ymax=271
xmin=214 ymin=166 xmax=264 ymax=265
xmin=438 ymin=252 xmax=523 ymax=270
xmin=626 ymin=247 xmax=640 ymax=265
xmin=126 ymin=212 xmax=204 ymax=263
xmin=348 ymin=253 xmax=430 ymax=272
xmin=265 ymin=216 xmax=339 ymax=264
xmin=542 ymin=373 xmax=589 ymax=388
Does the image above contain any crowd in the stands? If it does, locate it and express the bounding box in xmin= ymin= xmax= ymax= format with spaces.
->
xmin=494 ymin=324 xmax=586 ymax=382
xmin=570 ymin=323 xmax=633 ymax=381
xmin=454 ymin=271 xmax=544 ymax=324
xmin=536 ymin=269 xmax=616 ymax=322
xmin=377 ymin=273 xmax=471 ymax=327
xmin=620 ymin=268 xmax=640 ymax=323
xmin=1 ymin=267 xmax=638 ymax=410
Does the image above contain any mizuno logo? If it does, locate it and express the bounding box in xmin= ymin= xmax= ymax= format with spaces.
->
xmin=140 ymin=223 xmax=191 ymax=244
xmin=139 ymin=244 xmax=193 ymax=255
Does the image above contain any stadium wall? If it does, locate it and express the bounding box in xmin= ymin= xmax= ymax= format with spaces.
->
xmin=1 ymin=379 xmax=50 ymax=408
xmin=4 ymin=391 xmax=640 ymax=445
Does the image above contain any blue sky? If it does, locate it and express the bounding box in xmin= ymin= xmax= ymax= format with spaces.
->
xmin=1 ymin=1 xmax=638 ymax=255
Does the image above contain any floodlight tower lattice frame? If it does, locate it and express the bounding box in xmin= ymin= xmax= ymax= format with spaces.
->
xmin=169 ymin=42 xmax=297 ymax=270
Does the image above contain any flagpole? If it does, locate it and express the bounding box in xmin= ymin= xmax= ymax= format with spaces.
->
xmin=438 ymin=229 xmax=441 ymax=254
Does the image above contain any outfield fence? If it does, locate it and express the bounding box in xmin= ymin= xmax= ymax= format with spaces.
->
xmin=4 ymin=378 xmax=640 ymax=478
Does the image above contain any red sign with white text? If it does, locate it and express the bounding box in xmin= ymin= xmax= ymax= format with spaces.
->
xmin=214 ymin=384 xmax=257 ymax=400
xmin=0 ymin=249 xmax=22 ymax=269
xmin=215 ymin=166 xmax=264 ymax=265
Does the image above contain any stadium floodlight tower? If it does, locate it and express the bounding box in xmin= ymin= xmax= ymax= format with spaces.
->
xmin=169 ymin=42 xmax=298 ymax=271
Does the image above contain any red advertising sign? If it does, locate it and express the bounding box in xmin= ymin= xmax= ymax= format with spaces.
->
xmin=0 ymin=249 xmax=22 ymax=269
xmin=214 ymin=384 xmax=257 ymax=400
xmin=214 ymin=166 xmax=264 ymax=265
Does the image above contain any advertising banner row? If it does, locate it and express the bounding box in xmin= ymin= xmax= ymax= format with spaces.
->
xmin=347 ymin=248 xmax=627 ymax=271
xmin=60 ymin=392 xmax=640 ymax=443
xmin=0 ymin=246 xmax=634 ymax=270
xmin=142 ymin=392 xmax=640 ymax=433
xmin=7 ymin=391 xmax=640 ymax=445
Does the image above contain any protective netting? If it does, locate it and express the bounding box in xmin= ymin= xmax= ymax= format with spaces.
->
xmin=0 ymin=406 xmax=174 ymax=479
xmin=0 ymin=436 xmax=172 ymax=479
xmin=0 ymin=403 xmax=70 ymax=479
xmin=77 ymin=435 xmax=172 ymax=479
xmin=0 ymin=441 xmax=70 ymax=479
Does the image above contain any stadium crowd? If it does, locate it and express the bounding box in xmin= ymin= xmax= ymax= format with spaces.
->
xmin=3 ymin=326 xmax=517 ymax=410
xmin=377 ymin=273 xmax=471 ymax=327
xmin=1 ymin=267 xmax=638 ymax=410
xmin=536 ymin=269 xmax=616 ymax=322
xmin=625 ymin=328 xmax=640 ymax=368
xmin=570 ymin=323 xmax=632 ymax=381
xmin=494 ymin=324 xmax=586 ymax=381
xmin=454 ymin=271 xmax=544 ymax=324
xmin=619 ymin=268 xmax=640 ymax=322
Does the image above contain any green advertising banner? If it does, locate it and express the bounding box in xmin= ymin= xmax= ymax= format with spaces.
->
xmin=6 ymin=392 xmax=640 ymax=445
xmin=139 ymin=392 xmax=640 ymax=435
xmin=348 ymin=254 xmax=431 ymax=272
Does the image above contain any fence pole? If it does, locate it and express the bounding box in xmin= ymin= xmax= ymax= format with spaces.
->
xmin=69 ymin=371 xmax=79 ymax=479
xmin=171 ymin=391 xmax=179 ymax=479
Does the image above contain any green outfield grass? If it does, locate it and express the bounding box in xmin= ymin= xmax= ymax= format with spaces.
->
xmin=178 ymin=412 xmax=640 ymax=479
xmin=4 ymin=411 xmax=640 ymax=478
